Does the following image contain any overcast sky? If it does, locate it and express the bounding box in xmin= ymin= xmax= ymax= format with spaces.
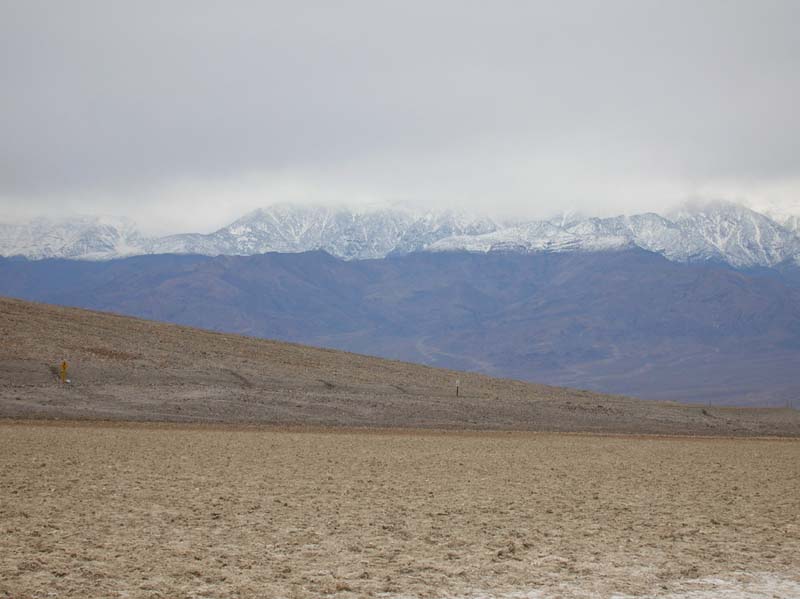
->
xmin=2 ymin=1 xmax=799 ymax=233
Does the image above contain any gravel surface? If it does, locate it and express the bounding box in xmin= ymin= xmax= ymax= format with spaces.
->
xmin=1 ymin=422 xmax=798 ymax=598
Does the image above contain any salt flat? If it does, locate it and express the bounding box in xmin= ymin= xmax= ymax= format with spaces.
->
xmin=1 ymin=422 xmax=798 ymax=598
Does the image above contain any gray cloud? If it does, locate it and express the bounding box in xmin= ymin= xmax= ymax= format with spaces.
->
xmin=2 ymin=0 xmax=799 ymax=233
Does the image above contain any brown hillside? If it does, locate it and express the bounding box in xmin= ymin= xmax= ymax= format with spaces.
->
xmin=1 ymin=296 xmax=798 ymax=436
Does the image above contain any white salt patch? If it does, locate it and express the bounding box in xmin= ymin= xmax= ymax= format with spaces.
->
xmin=387 ymin=572 xmax=800 ymax=599
xmin=611 ymin=572 xmax=800 ymax=599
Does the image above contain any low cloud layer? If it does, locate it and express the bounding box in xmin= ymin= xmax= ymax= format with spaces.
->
xmin=2 ymin=1 xmax=799 ymax=233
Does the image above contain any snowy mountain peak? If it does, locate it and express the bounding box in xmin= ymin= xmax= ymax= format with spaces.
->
xmin=2 ymin=202 xmax=800 ymax=268
xmin=146 ymin=204 xmax=500 ymax=261
xmin=0 ymin=215 xmax=145 ymax=260
xmin=667 ymin=200 xmax=800 ymax=266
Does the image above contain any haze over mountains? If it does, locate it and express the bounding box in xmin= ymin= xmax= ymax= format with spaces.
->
xmin=4 ymin=201 xmax=800 ymax=269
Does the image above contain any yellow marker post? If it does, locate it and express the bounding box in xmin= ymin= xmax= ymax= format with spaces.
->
xmin=60 ymin=360 xmax=68 ymax=384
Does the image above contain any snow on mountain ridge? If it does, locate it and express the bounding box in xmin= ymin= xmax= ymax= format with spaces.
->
xmin=668 ymin=201 xmax=800 ymax=267
xmin=112 ymin=204 xmax=501 ymax=261
xmin=0 ymin=215 xmax=145 ymax=260
xmin=781 ymin=215 xmax=800 ymax=234
xmin=430 ymin=201 xmax=800 ymax=268
xmin=2 ymin=201 xmax=800 ymax=268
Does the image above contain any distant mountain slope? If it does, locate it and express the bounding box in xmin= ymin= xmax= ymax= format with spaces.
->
xmin=3 ymin=250 xmax=800 ymax=406
xmin=3 ymin=201 xmax=800 ymax=268
xmin=2 ymin=296 xmax=798 ymax=435
xmin=0 ymin=216 xmax=145 ymax=260
xmin=0 ymin=206 xmax=502 ymax=262
xmin=430 ymin=201 xmax=800 ymax=267
xmin=149 ymin=205 xmax=500 ymax=259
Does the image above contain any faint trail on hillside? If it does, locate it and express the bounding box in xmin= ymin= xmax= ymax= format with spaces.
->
xmin=222 ymin=368 xmax=252 ymax=388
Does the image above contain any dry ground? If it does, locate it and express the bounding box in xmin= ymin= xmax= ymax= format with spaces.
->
xmin=2 ymin=297 xmax=799 ymax=436
xmin=1 ymin=421 xmax=798 ymax=599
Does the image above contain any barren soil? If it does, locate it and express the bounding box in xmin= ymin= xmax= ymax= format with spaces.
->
xmin=2 ymin=296 xmax=800 ymax=597
xmin=2 ymin=297 xmax=799 ymax=436
xmin=1 ymin=422 xmax=798 ymax=598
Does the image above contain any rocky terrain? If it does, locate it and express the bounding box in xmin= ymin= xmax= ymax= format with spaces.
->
xmin=1 ymin=296 xmax=798 ymax=436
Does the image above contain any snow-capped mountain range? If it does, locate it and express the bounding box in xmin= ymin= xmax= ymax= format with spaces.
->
xmin=2 ymin=201 xmax=800 ymax=269
xmin=429 ymin=201 xmax=800 ymax=268
xmin=0 ymin=215 xmax=147 ymax=261
xmin=147 ymin=205 xmax=499 ymax=261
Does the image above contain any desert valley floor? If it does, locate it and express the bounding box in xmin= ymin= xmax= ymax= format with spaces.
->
xmin=1 ymin=298 xmax=800 ymax=598
xmin=1 ymin=422 xmax=799 ymax=599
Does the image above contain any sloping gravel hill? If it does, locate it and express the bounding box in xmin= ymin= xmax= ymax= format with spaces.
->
xmin=1 ymin=296 xmax=798 ymax=436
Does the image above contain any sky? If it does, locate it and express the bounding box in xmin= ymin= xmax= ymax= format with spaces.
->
xmin=1 ymin=1 xmax=799 ymax=234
